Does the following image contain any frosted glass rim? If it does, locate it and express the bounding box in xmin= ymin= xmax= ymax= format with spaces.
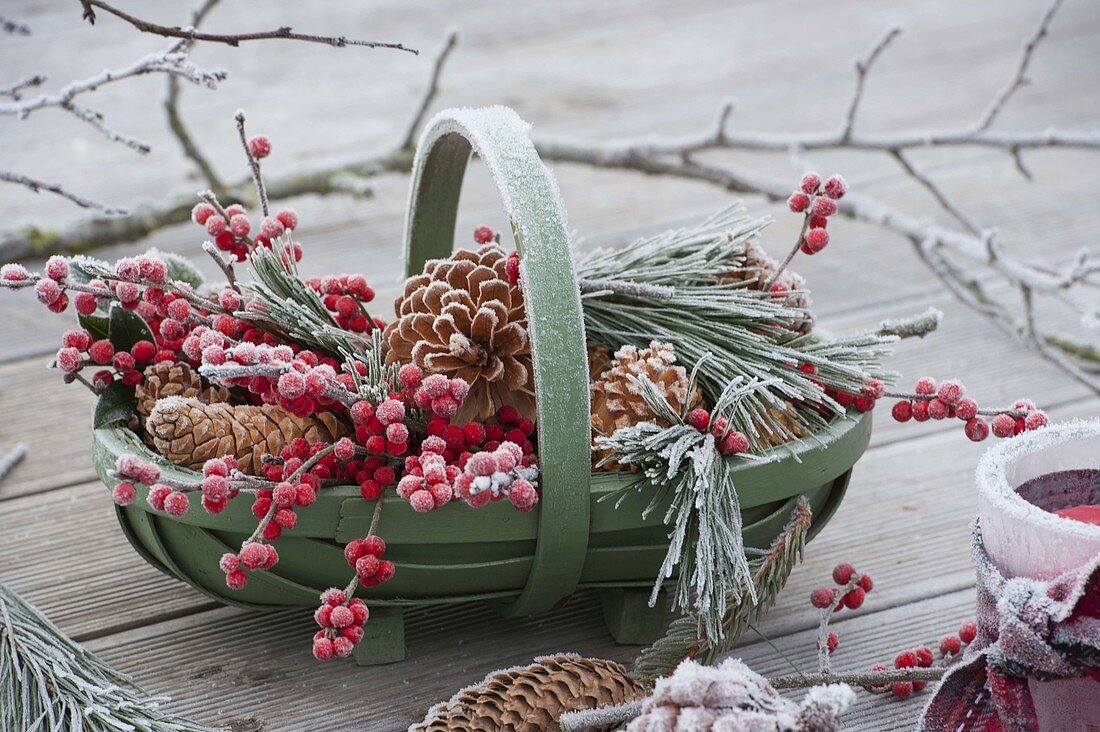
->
xmin=976 ymin=418 xmax=1100 ymax=541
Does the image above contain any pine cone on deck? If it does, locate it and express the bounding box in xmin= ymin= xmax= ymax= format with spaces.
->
xmin=145 ymin=396 xmax=348 ymax=474
xmin=384 ymin=245 xmax=533 ymax=422
xmin=411 ymin=655 xmax=647 ymax=732
xmin=135 ymin=361 xmax=230 ymax=422
xmin=590 ymin=341 xmax=701 ymax=471
xmin=723 ymin=240 xmax=814 ymax=335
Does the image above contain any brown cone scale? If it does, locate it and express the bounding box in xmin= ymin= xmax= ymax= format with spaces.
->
xmin=411 ymin=655 xmax=647 ymax=732
xmin=135 ymin=361 xmax=230 ymax=422
xmin=145 ymin=396 xmax=348 ymax=474
xmin=384 ymin=244 xmax=534 ymax=422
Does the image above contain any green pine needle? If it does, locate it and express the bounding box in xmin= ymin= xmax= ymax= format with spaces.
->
xmin=0 ymin=579 xmax=220 ymax=731
xmin=632 ymin=496 xmax=813 ymax=683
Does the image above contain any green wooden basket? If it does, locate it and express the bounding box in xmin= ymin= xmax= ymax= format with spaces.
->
xmin=91 ymin=107 xmax=871 ymax=665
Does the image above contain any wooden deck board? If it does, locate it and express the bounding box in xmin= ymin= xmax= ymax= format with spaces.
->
xmin=1 ymin=0 xmax=1098 ymax=729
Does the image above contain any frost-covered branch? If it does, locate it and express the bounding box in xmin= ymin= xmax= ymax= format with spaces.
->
xmin=78 ymin=0 xmax=417 ymax=54
xmin=0 ymin=46 xmax=227 ymax=153
xmin=0 ymin=171 xmax=128 ymax=215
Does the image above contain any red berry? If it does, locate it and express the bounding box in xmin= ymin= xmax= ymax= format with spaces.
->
xmin=895 ymin=650 xmax=917 ymax=669
xmin=239 ymin=542 xmax=268 ymax=570
xmin=891 ymin=401 xmax=912 ymax=422
xmin=955 ymin=398 xmax=979 ymax=421
xmin=56 ymin=347 xmax=83 ymax=373
xmin=911 ymin=399 xmax=930 ymax=422
xmin=191 ymin=203 xmax=216 ymax=225
xmin=823 ymin=174 xmax=847 ymax=199
xmin=34 ymin=278 xmax=62 ymax=305
xmin=687 ymin=408 xmax=711 ymax=431
xmin=858 ymin=573 xmax=873 ymax=592
xmin=787 ymin=191 xmax=811 ymax=213
xmin=362 ymin=535 xmax=386 ymax=557
xmin=505 ymin=252 xmax=520 ymax=286
xmin=1023 ymin=410 xmax=1048 ymax=431
xmin=991 ymin=413 xmax=1016 ymax=438
xmin=914 ymin=377 xmax=937 ymax=395
xmin=812 ymin=197 xmax=837 ymax=217
xmin=800 ymin=172 xmax=821 ymax=194
xmin=928 ymin=398 xmax=949 ymax=420
xmin=75 ymin=291 xmax=98 ymax=315
xmin=826 ymin=631 xmax=839 ymax=653
xmin=959 ymin=620 xmax=977 ymax=644
xmin=248 ymin=135 xmax=271 ymax=159
xmin=275 ymin=209 xmax=298 ymax=230
xmin=88 ymin=339 xmax=114 ymax=364
xmin=854 ymin=395 xmax=875 ymax=413
xmin=939 ymin=635 xmax=962 ymax=656
xmin=226 ymin=570 xmax=248 ymax=590
xmin=832 ymin=563 xmax=856 ymax=585
xmin=891 ymin=682 xmax=913 ymax=698
xmin=842 ymin=588 xmax=865 ymax=609
xmin=802 ymin=228 xmax=829 ymax=254
xmin=720 ymin=431 xmax=749 ymax=454
xmin=965 ymin=417 xmax=990 ymax=442
xmin=915 ymin=647 xmax=934 ymax=667
xmin=473 ymin=226 xmax=494 ymax=244
xmin=112 ymin=481 xmax=136 ymax=505
xmin=810 ymin=587 xmax=836 ymax=609
xmin=0 ymin=264 xmax=29 ymax=281
xmin=163 ymin=491 xmax=189 ymax=516
xmin=312 ymin=637 xmax=335 ymax=661
xmin=937 ymin=379 xmax=965 ymax=406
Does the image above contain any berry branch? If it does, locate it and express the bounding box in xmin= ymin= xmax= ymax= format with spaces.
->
xmin=78 ymin=0 xmax=418 ymax=54
xmin=234 ymin=110 xmax=270 ymax=216
xmin=0 ymin=171 xmax=127 ymax=216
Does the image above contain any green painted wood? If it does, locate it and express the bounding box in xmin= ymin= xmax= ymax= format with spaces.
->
xmin=403 ymin=107 xmax=592 ymax=617
xmin=352 ymin=606 xmax=405 ymax=666
xmin=598 ymin=588 xmax=668 ymax=645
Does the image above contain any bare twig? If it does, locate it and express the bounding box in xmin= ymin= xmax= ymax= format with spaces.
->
xmin=234 ymin=110 xmax=269 ymax=216
xmin=0 ymin=47 xmax=227 ymax=153
xmin=164 ymin=0 xmax=227 ymax=196
xmin=0 ymin=15 xmax=31 ymax=35
xmin=0 ymin=171 xmax=128 ymax=215
xmin=974 ymin=0 xmax=1064 ymax=132
xmin=840 ymin=26 xmax=901 ymax=141
xmin=78 ymin=0 xmax=417 ymax=54
xmin=400 ymin=29 xmax=459 ymax=150
xmin=0 ymin=442 xmax=28 ymax=484
xmin=875 ymin=307 xmax=943 ymax=339
xmin=769 ymin=666 xmax=946 ymax=690
xmin=0 ymin=75 xmax=46 ymax=101
xmin=890 ymin=150 xmax=982 ymax=236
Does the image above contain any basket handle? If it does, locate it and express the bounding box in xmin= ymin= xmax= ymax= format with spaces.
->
xmin=403 ymin=106 xmax=592 ymax=617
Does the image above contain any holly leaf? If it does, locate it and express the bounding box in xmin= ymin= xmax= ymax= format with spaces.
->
xmin=93 ymin=380 xmax=136 ymax=429
xmin=79 ymin=312 xmax=110 ymax=341
xmin=108 ymin=303 xmax=154 ymax=352
xmin=65 ymin=255 xmax=112 ymax=285
xmin=149 ymin=248 xmax=204 ymax=289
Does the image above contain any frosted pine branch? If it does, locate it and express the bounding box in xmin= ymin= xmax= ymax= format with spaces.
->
xmin=875 ymin=308 xmax=942 ymax=339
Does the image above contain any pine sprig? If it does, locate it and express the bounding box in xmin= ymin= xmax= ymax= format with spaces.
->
xmin=576 ymin=204 xmax=897 ymax=452
xmin=633 ymin=496 xmax=813 ymax=683
xmin=596 ymin=373 xmax=770 ymax=642
xmin=242 ymin=236 xmax=371 ymax=357
xmin=0 ymin=579 xmax=220 ymax=732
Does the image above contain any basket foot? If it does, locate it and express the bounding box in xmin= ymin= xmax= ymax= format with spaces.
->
xmin=352 ymin=606 xmax=405 ymax=666
xmin=598 ymin=588 xmax=667 ymax=645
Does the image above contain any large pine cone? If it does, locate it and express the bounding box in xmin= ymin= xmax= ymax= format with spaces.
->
xmin=384 ymin=245 xmax=533 ymax=422
xmin=135 ymin=361 xmax=230 ymax=421
xmin=591 ymin=341 xmax=701 ymax=471
xmin=411 ymin=655 xmax=647 ymax=732
xmin=145 ymin=397 xmax=348 ymax=474
xmin=723 ymin=241 xmax=814 ymax=335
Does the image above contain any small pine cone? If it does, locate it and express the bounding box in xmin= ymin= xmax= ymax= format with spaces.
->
xmin=384 ymin=244 xmax=534 ymax=422
xmin=136 ymin=361 xmax=230 ymax=421
xmin=411 ymin=655 xmax=647 ymax=732
xmin=722 ymin=241 xmax=814 ymax=335
xmin=145 ymin=397 xmax=349 ymax=474
xmin=749 ymin=401 xmax=809 ymax=450
xmin=590 ymin=341 xmax=702 ymax=471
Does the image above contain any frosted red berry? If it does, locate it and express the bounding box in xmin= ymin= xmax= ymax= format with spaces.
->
xmin=891 ymin=682 xmax=913 ymax=698
xmin=955 ymin=398 xmax=978 ymax=421
xmin=891 ymin=401 xmax=912 ymax=422
xmin=226 ymin=570 xmax=248 ymax=590
xmin=248 ymin=135 xmax=271 ymax=159
xmin=915 ymin=647 xmax=934 ymax=667
xmin=991 ymin=413 xmax=1016 ymax=438
xmin=842 ymin=588 xmax=865 ymax=609
xmin=928 ymin=398 xmax=949 ymax=420
xmin=112 ymin=481 xmax=136 ymax=505
xmin=474 ymin=226 xmax=494 ymax=244
xmin=164 ymin=491 xmax=189 ymax=516
xmin=812 ymin=197 xmax=838 ymax=218
xmin=810 ymin=587 xmax=836 ymax=609
xmin=800 ymin=172 xmax=821 ymax=194
xmin=802 ymin=228 xmax=829 ymax=254
xmin=894 ymin=650 xmax=917 ymax=669
xmin=823 ymin=174 xmax=847 ymax=199
xmin=940 ymin=635 xmax=962 ymax=656
xmin=937 ymin=380 xmax=964 ymax=406
xmin=826 ymin=631 xmax=839 ymax=653
xmin=687 ymin=408 xmax=711 ymax=431
xmin=959 ymin=620 xmax=977 ymax=644
xmin=832 ymin=563 xmax=856 ymax=585
xmin=858 ymin=573 xmax=873 ymax=592
xmin=45 ymin=256 xmax=69 ymax=281
xmin=914 ymin=377 xmax=936 ymax=395
xmin=1023 ymin=410 xmax=1048 ymax=430
xmin=965 ymin=417 xmax=990 ymax=442
xmin=787 ymin=192 xmax=811 ymax=213
xmin=56 ymin=347 xmax=83 ymax=373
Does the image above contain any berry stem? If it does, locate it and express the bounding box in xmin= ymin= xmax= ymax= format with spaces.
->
xmin=763 ymin=212 xmax=811 ymax=291
xmin=769 ymin=666 xmax=945 ymax=691
xmin=234 ymin=111 xmax=269 ymax=217
xmin=244 ymin=443 xmax=337 ymax=546
xmin=883 ymin=390 xmax=1027 ymax=418
xmin=816 ymin=574 xmax=861 ymax=674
